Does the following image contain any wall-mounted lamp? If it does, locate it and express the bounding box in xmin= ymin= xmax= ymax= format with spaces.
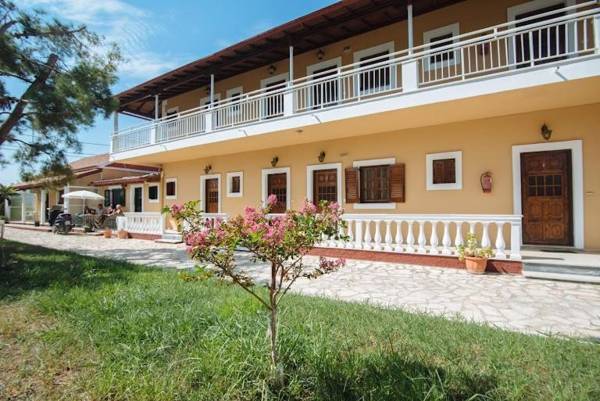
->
xmin=318 ymin=151 xmax=326 ymax=163
xmin=271 ymin=156 xmax=279 ymax=167
xmin=205 ymin=86 xmax=210 ymax=95
xmin=316 ymin=49 xmax=325 ymax=60
xmin=204 ymin=164 xmax=212 ymax=174
xmin=541 ymin=123 xmax=552 ymax=141
xmin=268 ymin=65 xmax=277 ymax=75
xmin=342 ymin=45 xmax=351 ymax=53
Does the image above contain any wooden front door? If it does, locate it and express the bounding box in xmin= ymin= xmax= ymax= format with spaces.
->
xmin=267 ymin=173 xmax=287 ymax=213
xmin=205 ymin=178 xmax=219 ymax=213
xmin=521 ymin=149 xmax=572 ymax=246
xmin=313 ymin=169 xmax=338 ymax=205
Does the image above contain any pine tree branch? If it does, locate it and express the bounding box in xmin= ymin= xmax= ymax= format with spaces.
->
xmin=0 ymin=70 xmax=33 ymax=83
xmin=0 ymin=53 xmax=58 ymax=146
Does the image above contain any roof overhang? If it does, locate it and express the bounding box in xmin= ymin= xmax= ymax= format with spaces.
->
xmin=89 ymin=172 xmax=161 ymax=187
xmin=116 ymin=0 xmax=466 ymax=118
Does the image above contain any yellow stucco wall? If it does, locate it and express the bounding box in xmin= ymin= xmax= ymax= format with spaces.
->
xmin=162 ymin=0 xmax=574 ymax=114
xmin=159 ymin=103 xmax=600 ymax=249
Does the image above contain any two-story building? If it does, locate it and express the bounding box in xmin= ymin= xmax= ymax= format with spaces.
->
xmin=106 ymin=0 xmax=599 ymax=265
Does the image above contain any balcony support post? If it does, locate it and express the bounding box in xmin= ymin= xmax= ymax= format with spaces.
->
xmin=283 ymin=45 xmax=294 ymax=116
xmin=20 ymin=192 xmax=26 ymax=223
xmin=407 ymin=1 xmax=414 ymax=54
xmin=401 ymin=60 xmax=419 ymax=92
xmin=40 ymin=189 xmax=46 ymax=225
xmin=595 ymin=14 xmax=600 ymax=54
xmin=154 ymin=94 xmax=160 ymax=120
xmin=210 ymin=74 xmax=215 ymax=106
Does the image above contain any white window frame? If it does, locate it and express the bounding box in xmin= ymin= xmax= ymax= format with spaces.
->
xmin=352 ymin=157 xmax=396 ymax=210
xmin=147 ymin=183 xmax=160 ymax=203
xmin=423 ymin=23 xmax=461 ymax=72
xmin=226 ymin=86 xmax=243 ymax=99
xmin=306 ymin=57 xmax=342 ymax=108
xmin=261 ymin=167 xmax=291 ymax=212
xmin=200 ymin=93 xmax=221 ymax=107
xmin=426 ymin=151 xmax=463 ymax=191
xmin=511 ymin=140 xmax=583 ymax=249
xmin=165 ymin=178 xmax=177 ymax=200
xmin=200 ymin=174 xmax=222 ymax=213
xmin=507 ymin=0 xmax=576 ymax=67
xmin=226 ymin=171 xmax=244 ymax=198
xmin=306 ymin=163 xmax=343 ymax=206
xmin=353 ymin=42 xmax=396 ymax=96
xmin=129 ymin=184 xmax=144 ymax=212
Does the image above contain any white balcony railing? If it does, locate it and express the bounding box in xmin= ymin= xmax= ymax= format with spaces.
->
xmin=112 ymin=2 xmax=599 ymax=154
xmin=121 ymin=212 xmax=165 ymax=235
xmin=329 ymin=214 xmax=523 ymax=260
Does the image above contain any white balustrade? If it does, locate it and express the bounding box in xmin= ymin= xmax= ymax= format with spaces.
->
xmin=122 ymin=212 xmax=165 ymax=235
xmin=111 ymin=5 xmax=598 ymax=154
xmin=339 ymin=214 xmax=522 ymax=260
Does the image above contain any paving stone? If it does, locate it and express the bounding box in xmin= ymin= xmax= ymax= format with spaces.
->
xmin=5 ymin=226 xmax=600 ymax=338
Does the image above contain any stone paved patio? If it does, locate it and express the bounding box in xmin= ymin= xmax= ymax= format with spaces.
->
xmin=4 ymin=227 xmax=600 ymax=339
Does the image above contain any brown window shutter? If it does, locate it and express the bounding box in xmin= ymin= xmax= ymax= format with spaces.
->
xmin=345 ymin=167 xmax=359 ymax=204
xmin=390 ymin=163 xmax=405 ymax=203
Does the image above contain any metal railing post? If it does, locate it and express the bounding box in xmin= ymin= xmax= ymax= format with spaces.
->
xmin=401 ymin=60 xmax=419 ymax=92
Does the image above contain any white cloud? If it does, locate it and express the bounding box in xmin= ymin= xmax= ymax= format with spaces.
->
xmin=22 ymin=0 xmax=180 ymax=82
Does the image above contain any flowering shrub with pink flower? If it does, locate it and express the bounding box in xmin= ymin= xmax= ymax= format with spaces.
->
xmin=164 ymin=195 xmax=347 ymax=370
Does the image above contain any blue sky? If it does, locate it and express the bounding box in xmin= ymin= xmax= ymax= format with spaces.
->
xmin=1 ymin=0 xmax=335 ymax=184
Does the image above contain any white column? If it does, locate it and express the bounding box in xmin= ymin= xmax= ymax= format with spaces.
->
xmin=394 ymin=221 xmax=403 ymax=252
xmin=40 ymin=189 xmax=47 ymax=225
xmin=406 ymin=221 xmax=415 ymax=252
xmin=407 ymin=2 xmax=414 ymax=53
xmin=210 ymin=74 xmax=215 ymax=106
xmin=288 ymin=46 xmax=294 ymax=84
xmin=417 ymin=221 xmax=426 ymax=253
xmin=21 ymin=193 xmax=26 ymax=223
xmin=384 ymin=220 xmax=393 ymax=251
xmin=429 ymin=221 xmax=439 ymax=254
xmin=373 ymin=220 xmax=382 ymax=251
xmin=154 ymin=94 xmax=160 ymax=120
xmin=442 ymin=221 xmax=452 ymax=255
xmin=284 ymin=45 xmax=295 ymax=117
xmin=113 ymin=112 xmax=119 ymax=133
xmin=4 ymin=199 xmax=9 ymax=221
xmin=510 ymin=220 xmax=522 ymax=260
xmin=495 ymin=222 xmax=506 ymax=259
xmin=593 ymin=14 xmax=600 ymax=54
xmin=63 ymin=186 xmax=70 ymax=213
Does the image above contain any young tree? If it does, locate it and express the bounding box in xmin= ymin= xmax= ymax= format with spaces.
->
xmin=0 ymin=0 xmax=121 ymax=179
xmin=166 ymin=196 xmax=347 ymax=372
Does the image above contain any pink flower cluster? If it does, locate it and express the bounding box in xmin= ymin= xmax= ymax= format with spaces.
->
xmin=170 ymin=203 xmax=183 ymax=216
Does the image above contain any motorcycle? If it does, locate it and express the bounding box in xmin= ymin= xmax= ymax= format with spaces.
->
xmin=52 ymin=213 xmax=73 ymax=235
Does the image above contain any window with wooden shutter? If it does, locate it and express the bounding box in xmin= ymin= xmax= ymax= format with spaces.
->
xmin=432 ymin=158 xmax=456 ymax=184
xmin=345 ymin=167 xmax=359 ymax=203
xmin=359 ymin=165 xmax=390 ymax=203
xmin=426 ymin=151 xmax=462 ymax=190
xmin=390 ymin=163 xmax=405 ymax=202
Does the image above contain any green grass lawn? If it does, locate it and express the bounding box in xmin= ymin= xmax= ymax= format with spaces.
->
xmin=1 ymin=240 xmax=599 ymax=401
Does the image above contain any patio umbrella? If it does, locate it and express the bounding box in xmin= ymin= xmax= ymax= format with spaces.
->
xmin=63 ymin=190 xmax=104 ymax=214
xmin=63 ymin=190 xmax=104 ymax=201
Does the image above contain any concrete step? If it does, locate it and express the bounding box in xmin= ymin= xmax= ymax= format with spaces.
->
xmin=155 ymin=231 xmax=183 ymax=244
xmin=523 ymin=262 xmax=600 ymax=284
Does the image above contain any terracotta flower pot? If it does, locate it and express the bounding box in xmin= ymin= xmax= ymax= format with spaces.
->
xmin=117 ymin=230 xmax=128 ymax=239
xmin=103 ymin=228 xmax=112 ymax=239
xmin=464 ymin=256 xmax=488 ymax=274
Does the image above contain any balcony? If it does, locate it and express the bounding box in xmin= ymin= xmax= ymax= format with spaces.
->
xmin=111 ymin=3 xmax=600 ymax=156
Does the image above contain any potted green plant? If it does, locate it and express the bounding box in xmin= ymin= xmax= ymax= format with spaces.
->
xmin=457 ymin=233 xmax=494 ymax=274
